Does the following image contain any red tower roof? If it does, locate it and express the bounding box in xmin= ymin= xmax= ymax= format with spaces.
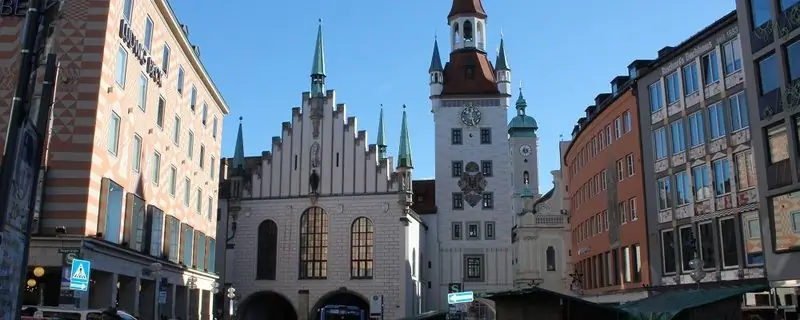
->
xmin=448 ymin=0 xmax=487 ymax=19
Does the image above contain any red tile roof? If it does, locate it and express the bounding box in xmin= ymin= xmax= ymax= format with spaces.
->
xmin=448 ymin=0 xmax=487 ymax=19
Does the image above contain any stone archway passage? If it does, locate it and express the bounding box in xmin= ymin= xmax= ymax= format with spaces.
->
xmin=240 ymin=291 xmax=298 ymax=320
xmin=311 ymin=290 xmax=370 ymax=320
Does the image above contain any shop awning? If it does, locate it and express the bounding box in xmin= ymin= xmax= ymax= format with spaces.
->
xmin=619 ymin=283 xmax=768 ymax=319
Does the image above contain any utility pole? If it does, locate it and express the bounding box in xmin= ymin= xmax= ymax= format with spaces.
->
xmin=0 ymin=0 xmax=62 ymax=318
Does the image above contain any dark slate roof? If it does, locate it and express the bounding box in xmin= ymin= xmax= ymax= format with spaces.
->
xmin=619 ymin=283 xmax=768 ymax=319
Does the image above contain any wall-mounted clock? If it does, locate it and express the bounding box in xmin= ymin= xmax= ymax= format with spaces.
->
xmin=519 ymin=144 xmax=532 ymax=157
xmin=460 ymin=106 xmax=481 ymax=126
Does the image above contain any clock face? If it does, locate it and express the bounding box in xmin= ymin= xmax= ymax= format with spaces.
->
xmin=460 ymin=106 xmax=482 ymax=126
xmin=520 ymin=144 xmax=532 ymax=157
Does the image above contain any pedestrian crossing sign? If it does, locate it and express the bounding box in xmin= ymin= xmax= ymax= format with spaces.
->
xmin=69 ymin=258 xmax=91 ymax=291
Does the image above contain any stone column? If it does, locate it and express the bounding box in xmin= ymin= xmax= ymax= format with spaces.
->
xmin=139 ymin=280 xmax=155 ymax=320
xmin=298 ymin=290 xmax=309 ymax=320
xmin=118 ymin=277 xmax=140 ymax=315
xmin=89 ymin=272 xmax=116 ymax=308
xmin=175 ymin=286 xmax=188 ymax=320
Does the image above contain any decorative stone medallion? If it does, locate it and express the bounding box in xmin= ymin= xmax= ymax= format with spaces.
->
xmin=457 ymin=161 xmax=488 ymax=207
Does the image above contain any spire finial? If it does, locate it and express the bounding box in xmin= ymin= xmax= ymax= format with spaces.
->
xmin=397 ymin=105 xmax=412 ymax=169
xmin=559 ymin=134 xmax=564 ymax=141
xmin=519 ymin=80 xmax=523 ymax=92
xmin=310 ymin=19 xmax=326 ymax=96
xmin=239 ymin=116 xmax=243 ymax=122
xmin=318 ymin=18 xmax=322 ymax=24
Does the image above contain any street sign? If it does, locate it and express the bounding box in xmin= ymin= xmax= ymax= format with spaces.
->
xmin=448 ymin=283 xmax=462 ymax=293
xmin=69 ymin=259 xmax=91 ymax=291
xmin=158 ymin=290 xmax=167 ymax=304
xmin=2 ymin=121 xmax=37 ymax=231
xmin=447 ymin=291 xmax=474 ymax=304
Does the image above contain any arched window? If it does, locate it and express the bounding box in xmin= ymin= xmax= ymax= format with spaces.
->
xmin=453 ymin=23 xmax=460 ymax=44
xmin=256 ymin=220 xmax=278 ymax=280
xmin=523 ymin=171 xmax=530 ymax=185
xmin=463 ymin=20 xmax=473 ymax=41
xmin=299 ymin=207 xmax=328 ymax=279
xmin=546 ymin=246 xmax=556 ymax=271
xmin=350 ymin=217 xmax=374 ymax=279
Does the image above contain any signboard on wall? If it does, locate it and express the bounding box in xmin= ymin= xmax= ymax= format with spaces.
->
xmin=0 ymin=0 xmax=29 ymax=16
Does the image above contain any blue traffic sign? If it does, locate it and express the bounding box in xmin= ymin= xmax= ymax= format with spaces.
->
xmin=447 ymin=291 xmax=474 ymax=304
xmin=69 ymin=258 xmax=91 ymax=291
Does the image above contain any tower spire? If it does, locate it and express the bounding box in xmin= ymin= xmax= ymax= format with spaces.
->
xmin=516 ymin=83 xmax=527 ymax=116
xmin=397 ymin=105 xmax=413 ymax=169
xmin=495 ymin=36 xmax=510 ymax=71
xmin=310 ymin=19 xmax=326 ymax=97
xmin=377 ymin=106 xmax=387 ymax=160
xmin=429 ymin=38 xmax=443 ymax=72
xmin=232 ymin=116 xmax=245 ymax=175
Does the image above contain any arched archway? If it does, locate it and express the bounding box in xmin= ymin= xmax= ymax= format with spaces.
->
xmin=310 ymin=288 xmax=369 ymax=320
xmin=239 ymin=291 xmax=298 ymax=320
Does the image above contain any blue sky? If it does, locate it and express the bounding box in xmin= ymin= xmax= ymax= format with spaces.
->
xmin=170 ymin=0 xmax=735 ymax=193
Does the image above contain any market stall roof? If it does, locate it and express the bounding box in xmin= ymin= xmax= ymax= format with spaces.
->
xmin=398 ymin=310 xmax=447 ymax=320
xmin=619 ymin=283 xmax=768 ymax=319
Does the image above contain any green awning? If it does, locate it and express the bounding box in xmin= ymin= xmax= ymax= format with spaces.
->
xmin=398 ymin=310 xmax=447 ymax=320
xmin=619 ymin=283 xmax=768 ymax=319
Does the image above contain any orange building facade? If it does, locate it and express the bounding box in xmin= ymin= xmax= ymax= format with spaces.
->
xmin=0 ymin=0 xmax=228 ymax=318
xmin=564 ymin=74 xmax=650 ymax=304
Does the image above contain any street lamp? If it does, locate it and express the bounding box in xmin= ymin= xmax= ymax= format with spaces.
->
xmin=148 ymin=262 xmax=163 ymax=319
xmin=226 ymin=286 xmax=236 ymax=318
xmin=687 ymin=237 xmax=705 ymax=288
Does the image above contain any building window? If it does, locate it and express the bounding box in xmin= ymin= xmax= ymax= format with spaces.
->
xmin=181 ymin=224 xmax=194 ymax=266
xmin=195 ymin=188 xmax=202 ymax=212
xmin=172 ymin=116 xmax=181 ymax=146
xmin=212 ymin=117 xmax=219 ymax=140
xmin=199 ymin=145 xmax=206 ymax=168
xmin=210 ymin=156 xmax=216 ymax=179
xmin=451 ymin=161 xmax=463 ymax=177
xmin=698 ymin=221 xmax=715 ymax=269
xmin=137 ymin=74 xmax=148 ymax=111
xmin=623 ymin=246 xmax=632 ymax=282
xmin=683 ymin=62 xmax=700 ymax=95
xmin=452 ymin=222 xmax=462 ymax=240
xmin=661 ymin=229 xmax=677 ymax=274
xmin=202 ymin=103 xmax=209 ymax=125
xmin=187 ymin=131 xmax=195 ymax=159
xmin=148 ymin=207 xmax=164 ymax=257
xmin=729 ymin=92 xmax=749 ymax=131
xmin=143 ymin=17 xmax=154 ymax=51
xmin=782 ymin=0 xmax=800 ymax=10
xmin=617 ymin=159 xmax=624 ymax=181
xmin=350 ymin=217 xmax=374 ymax=279
xmin=623 ymin=111 xmax=632 ymax=133
xmin=768 ymin=124 xmax=789 ymax=164
xmin=151 ymin=151 xmax=161 ymax=185
xmin=653 ymin=127 xmax=668 ymax=159
xmin=108 ymin=112 xmax=121 ymax=155
xmin=176 ymin=66 xmax=185 ymax=94
xmin=735 ymin=151 xmax=757 ymax=190
xmin=467 ymin=222 xmax=480 ymax=239
xmin=688 ymin=111 xmax=705 ymax=147
xmin=546 ymin=246 xmax=556 ymax=271
xmin=750 ymin=0 xmax=771 ymax=27
xmin=719 ymin=217 xmax=739 ymax=268
xmin=194 ymin=232 xmax=206 ymax=270
xmin=131 ymin=135 xmax=142 ymax=173
xmin=678 ymin=225 xmax=694 ymax=272
xmin=168 ymin=166 xmax=177 ymax=197
xmin=649 ymin=80 xmax=664 ymax=112
xmin=626 ymin=154 xmax=635 ymax=177
xmin=657 ymin=177 xmax=671 ymax=211
xmin=758 ymin=53 xmax=779 ymax=95
xmin=743 ymin=215 xmax=764 ymax=266
xmin=619 ymin=202 xmax=627 ymax=224
xmin=722 ymin=37 xmax=742 ymax=75
xmin=615 ymin=117 xmax=623 ymax=138
xmin=207 ymin=238 xmax=217 ymax=273
xmin=299 ymin=207 xmax=328 ymax=279
xmin=156 ymin=96 xmax=165 ymax=128
xmin=523 ymin=171 xmax=530 ymax=185
xmin=675 ymin=170 xmax=692 ymax=206
xmin=665 ymin=71 xmax=681 ymax=104
xmin=115 ymin=46 xmax=128 ymax=88
xmin=452 ymin=193 xmax=464 ymax=210
xmin=123 ymin=193 xmax=146 ymax=252
xmin=712 ymin=159 xmax=732 ymax=195
xmin=629 ymin=198 xmax=638 ymax=221
xmin=480 ymin=128 xmax=491 ymax=144
xmin=480 ymin=160 xmax=492 ymax=176
xmin=482 ymin=192 xmax=494 ymax=209
xmin=463 ymin=254 xmax=484 ymax=282
xmin=190 ymin=86 xmax=198 ymax=111
xmin=165 ymin=216 xmax=180 ymax=262
xmin=183 ymin=177 xmax=190 ymax=207
xmin=122 ymin=0 xmax=133 ymax=21
xmin=161 ymin=44 xmax=170 ymax=73
xmin=701 ymin=51 xmax=720 ymax=85
xmin=451 ymin=128 xmax=462 ymax=145
xmin=692 ymin=165 xmax=712 ymax=201
xmin=769 ymin=191 xmax=800 ymax=252
xmin=207 ymin=196 xmax=213 ymax=220
xmin=484 ymin=222 xmax=495 ymax=240
xmin=605 ymin=125 xmax=612 ymax=145
xmin=671 ymin=119 xmax=686 ymax=154
xmin=708 ymin=102 xmax=726 ymax=139
xmin=788 ymin=39 xmax=800 ymax=81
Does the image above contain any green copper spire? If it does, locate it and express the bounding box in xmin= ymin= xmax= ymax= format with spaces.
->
xmin=376 ymin=106 xmax=387 ymax=160
xmin=429 ymin=37 xmax=443 ymax=72
xmin=232 ymin=116 xmax=245 ymax=175
xmin=495 ymin=37 xmax=510 ymax=71
xmin=310 ymin=19 xmax=326 ymax=97
xmin=516 ymin=84 xmax=527 ymax=116
xmin=397 ymin=105 xmax=412 ymax=168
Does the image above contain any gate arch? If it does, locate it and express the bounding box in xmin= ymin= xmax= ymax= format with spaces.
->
xmin=310 ymin=287 xmax=370 ymax=320
xmin=239 ymin=290 xmax=298 ymax=320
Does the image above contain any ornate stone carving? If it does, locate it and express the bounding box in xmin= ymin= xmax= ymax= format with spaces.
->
xmin=310 ymin=99 xmax=324 ymax=138
xmin=654 ymin=159 xmax=669 ymax=173
xmin=754 ymin=21 xmax=774 ymax=42
xmin=658 ymin=209 xmax=673 ymax=223
xmin=309 ymin=169 xmax=320 ymax=195
xmin=310 ymin=142 xmax=320 ymax=168
xmin=671 ymin=152 xmax=686 ymax=167
xmin=651 ymin=108 xmax=666 ymax=124
xmin=709 ymin=137 xmax=727 ymax=154
xmin=457 ymin=161 xmax=488 ymax=207
xmin=694 ymin=200 xmax=712 ymax=215
xmin=689 ymin=145 xmax=706 ymax=160
xmin=737 ymin=188 xmax=758 ymax=205
xmin=731 ymin=129 xmax=750 ymax=145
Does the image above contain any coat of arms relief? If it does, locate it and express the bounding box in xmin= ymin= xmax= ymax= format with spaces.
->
xmin=457 ymin=161 xmax=488 ymax=207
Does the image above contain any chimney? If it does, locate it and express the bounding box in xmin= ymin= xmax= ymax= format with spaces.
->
xmin=180 ymin=24 xmax=189 ymax=37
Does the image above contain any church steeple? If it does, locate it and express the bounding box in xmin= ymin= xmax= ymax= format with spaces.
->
xmin=429 ymin=38 xmax=444 ymax=96
xmin=310 ymin=19 xmax=326 ymax=97
xmin=397 ymin=105 xmax=413 ymax=169
xmin=231 ymin=117 xmax=245 ymax=176
xmin=376 ymin=106 xmax=387 ymax=160
xmin=495 ymin=35 xmax=511 ymax=95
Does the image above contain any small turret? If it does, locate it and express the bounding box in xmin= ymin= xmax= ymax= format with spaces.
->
xmin=429 ymin=38 xmax=444 ymax=97
xmin=231 ymin=117 xmax=246 ymax=177
xmin=495 ymin=36 xmax=511 ymax=95
xmin=397 ymin=105 xmax=413 ymax=199
xmin=376 ymin=106 xmax=387 ymax=160
xmin=310 ymin=19 xmax=326 ymax=97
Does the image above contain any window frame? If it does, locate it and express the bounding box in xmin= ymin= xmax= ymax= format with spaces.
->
xmin=115 ymin=45 xmax=128 ymax=88
xmin=299 ymin=207 xmax=329 ymax=279
xmin=479 ymin=128 xmax=492 ymax=144
xmin=466 ymin=222 xmax=480 ymax=240
xmin=484 ymin=221 xmax=495 ymax=240
xmin=452 ymin=192 xmax=464 ymax=210
xmin=451 ymin=161 xmax=463 ymax=177
xmin=451 ymin=222 xmax=462 ymax=240
xmin=350 ymin=217 xmax=374 ymax=279
xmin=718 ymin=216 xmax=739 ymax=269
xmin=649 ymin=80 xmax=664 ymax=113
xmin=481 ymin=192 xmax=494 ymax=209
xmin=463 ymin=254 xmax=485 ymax=282
xmin=451 ymin=128 xmax=463 ymax=145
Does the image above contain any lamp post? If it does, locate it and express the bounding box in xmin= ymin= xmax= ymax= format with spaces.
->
xmin=148 ymin=262 xmax=163 ymax=319
xmin=32 ymin=266 xmax=45 ymax=305
xmin=225 ymin=286 xmax=236 ymax=319
xmin=211 ymin=281 xmax=219 ymax=320
xmin=687 ymin=236 xmax=705 ymax=289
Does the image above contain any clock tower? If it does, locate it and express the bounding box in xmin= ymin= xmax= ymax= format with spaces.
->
xmin=425 ymin=0 xmax=515 ymax=311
